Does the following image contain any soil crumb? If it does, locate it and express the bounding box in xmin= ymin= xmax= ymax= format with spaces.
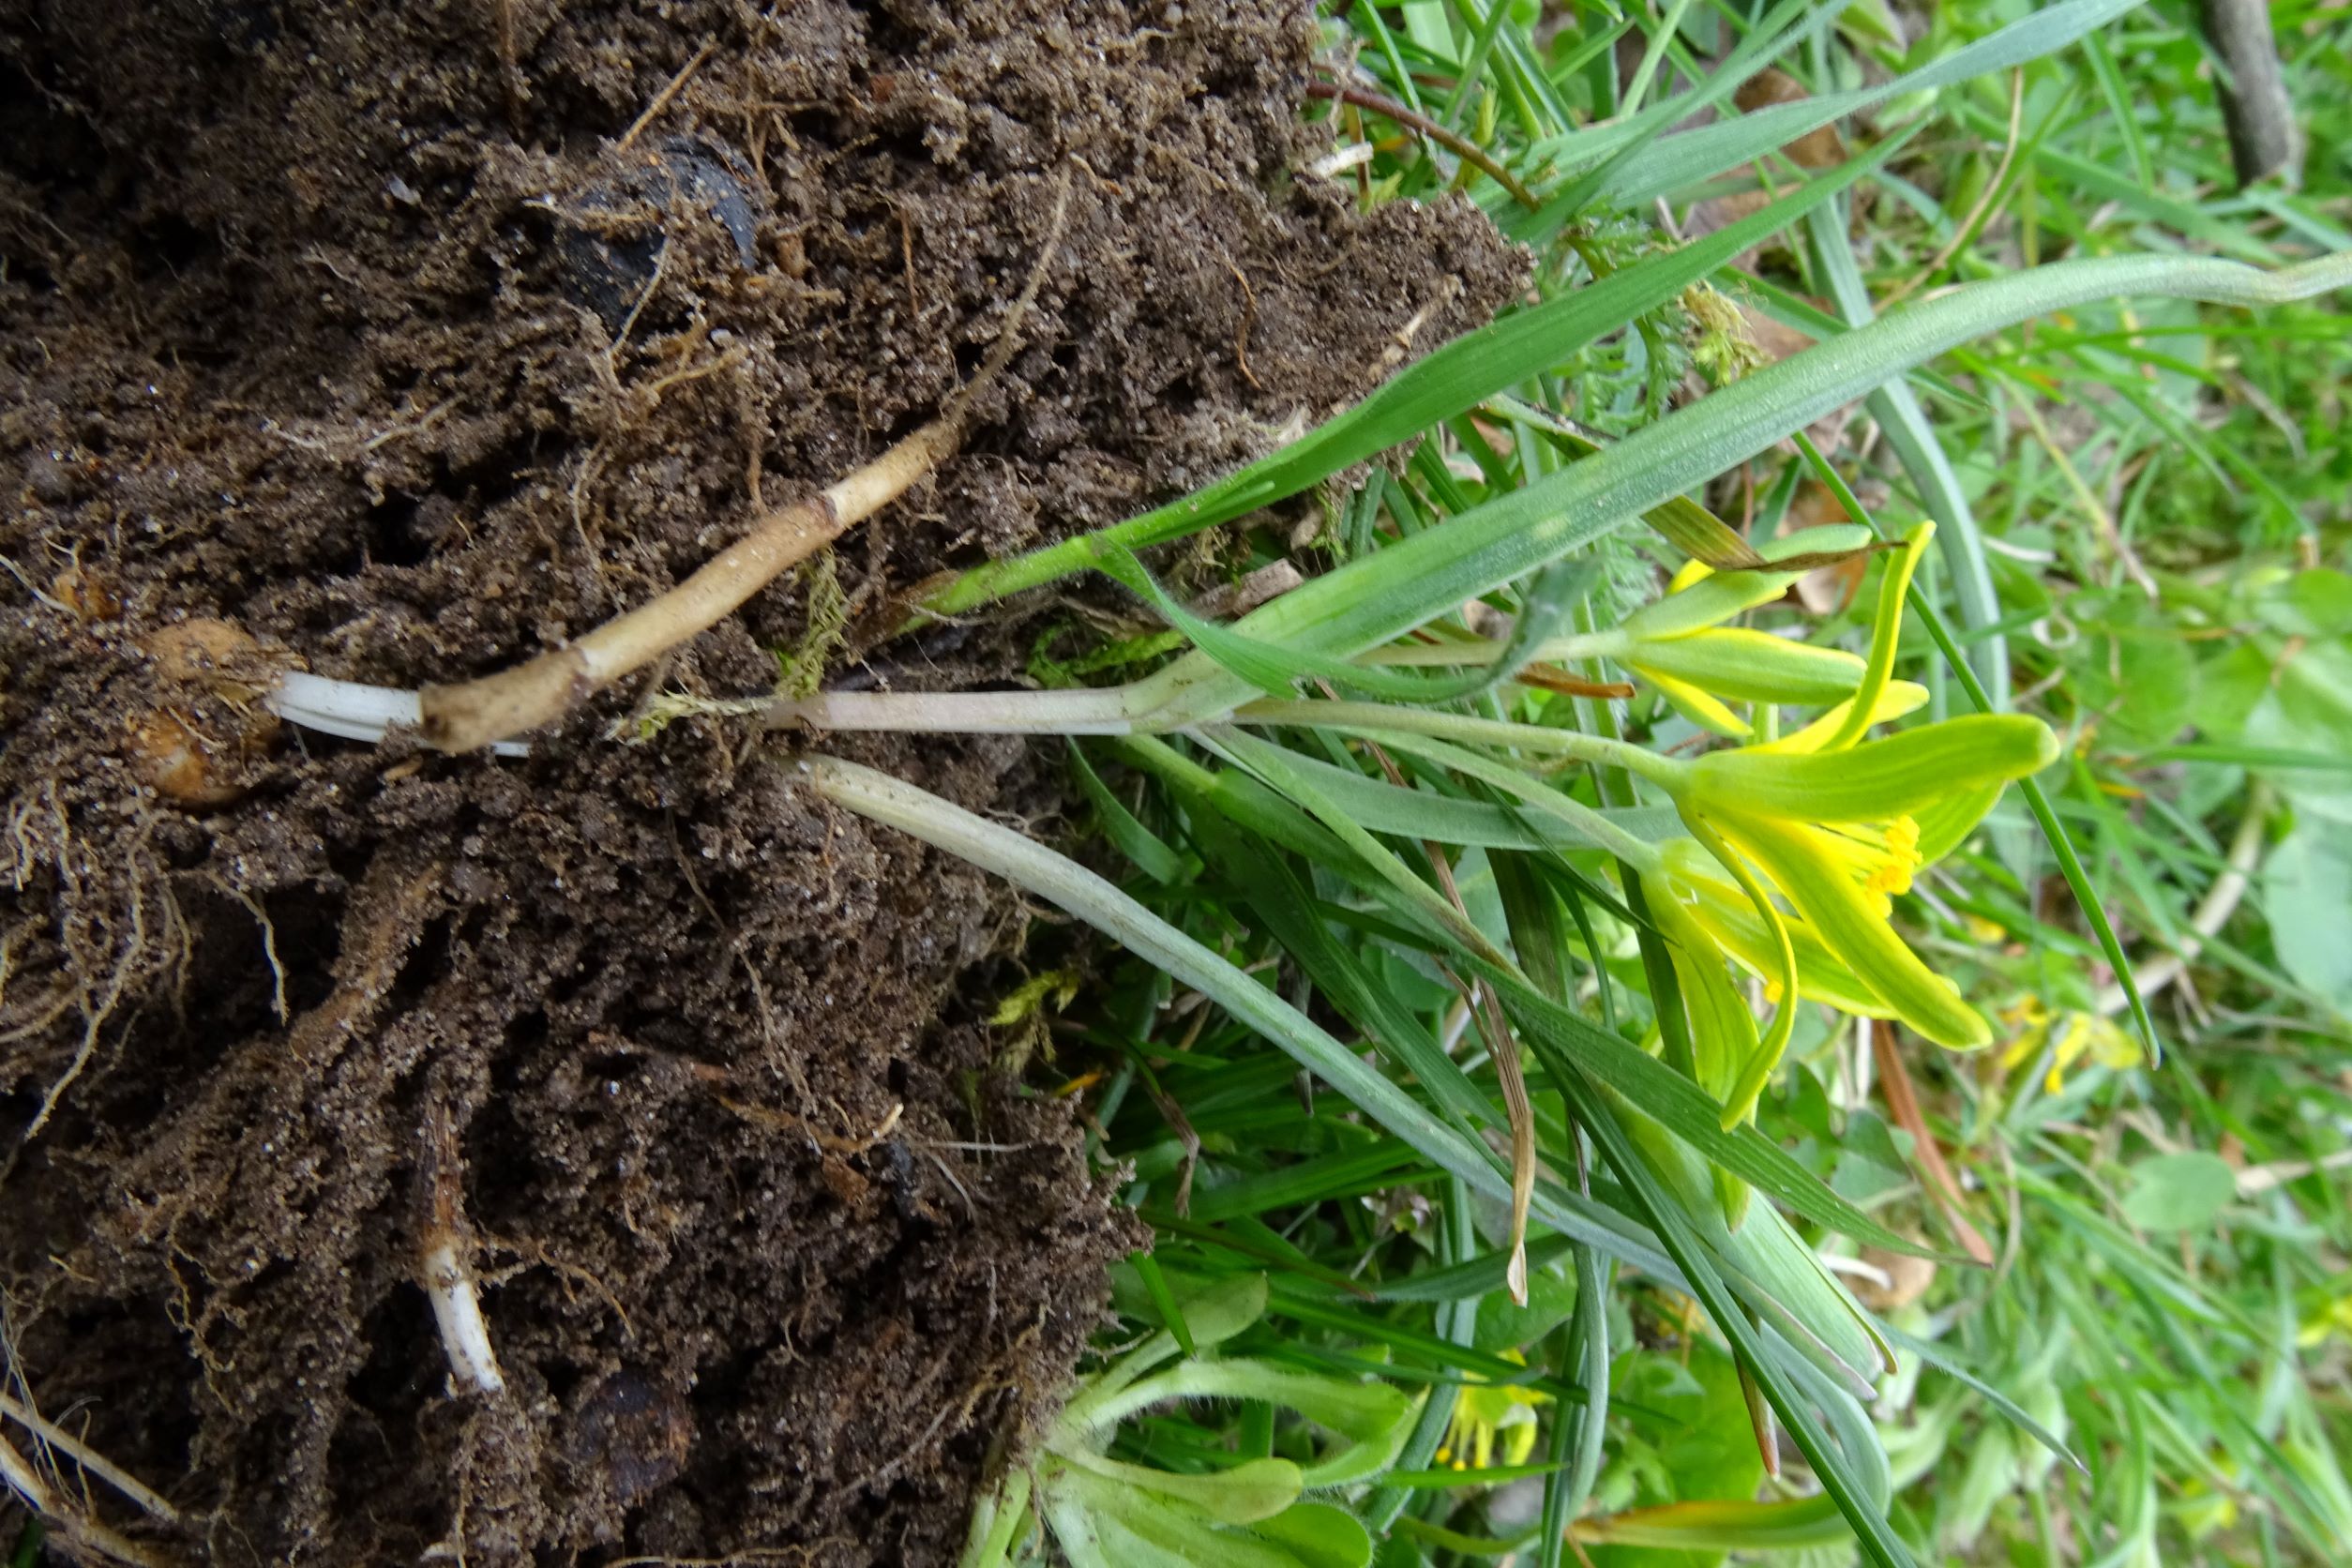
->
xmin=0 ymin=1 xmax=1523 ymax=1560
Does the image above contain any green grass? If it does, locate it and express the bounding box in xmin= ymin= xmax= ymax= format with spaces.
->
xmin=800 ymin=4 xmax=2352 ymax=1565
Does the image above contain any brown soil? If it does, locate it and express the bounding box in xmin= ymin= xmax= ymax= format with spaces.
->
xmin=0 ymin=1 xmax=1522 ymax=1561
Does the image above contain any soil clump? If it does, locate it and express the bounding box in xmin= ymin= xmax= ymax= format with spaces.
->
xmin=0 ymin=1 xmax=1522 ymax=1560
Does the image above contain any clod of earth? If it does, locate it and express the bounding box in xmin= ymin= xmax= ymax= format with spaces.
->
xmin=0 ymin=2 xmax=1523 ymax=1563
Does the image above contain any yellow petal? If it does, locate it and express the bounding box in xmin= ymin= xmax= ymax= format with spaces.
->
xmin=1816 ymin=520 xmax=1933 ymax=753
xmin=1708 ymin=811 xmax=1992 ymax=1049
xmin=1656 ymin=840 xmax=1891 ymax=1018
xmin=1644 ymin=668 xmax=1754 ymax=739
xmin=1752 ymin=681 xmax=1929 ymax=754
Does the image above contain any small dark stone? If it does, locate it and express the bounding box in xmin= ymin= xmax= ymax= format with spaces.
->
xmin=552 ymin=137 xmax=767 ymax=334
xmin=567 ymin=1368 xmax=693 ymax=1504
xmin=25 ymin=451 xmax=77 ymax=504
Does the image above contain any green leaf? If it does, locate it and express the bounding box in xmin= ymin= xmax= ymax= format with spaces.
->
xmin=1126 ymin=250 xmax=2352 ymax=732
xmin=1559 ymin=1077 xmax=1918 ymax=1568
xmin=2247 ymin=641 xmax=2352 ymax=824
xmin=1195 ymin=744 xmax=1680 ymax=854
xmin=1591 ymin=0 xmax=2145 ymax=208
xmin=1072 ymin=741 xmax=1188 ymax=882
xmin=1579 ymin=1493 xmax=1851 ymax=1552
xmin=1478 ymin=962 xmax=1932 ymax=1259
xmin=1246 ymin=1501 xmax=1376 ymax=1568
xmin=1051 ymin=1468 xmax=1305 ymax=1568
xmin=1060 ymin=1453 xmax=1303 ymax=1526
xmin=1131 ymin=1360 xmax=1418 ymax=1487
xmin=799 ymin=756 xmax=1684 ymax=1282
xmin=2118 ymin=1151 xmax=2239 ymax=1233
xmin=2262 ymin=823 xmax=2352 ymax=1016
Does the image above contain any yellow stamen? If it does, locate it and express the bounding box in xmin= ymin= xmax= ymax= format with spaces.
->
xmin=1809 ymin=815 xmax=1924 ymax=909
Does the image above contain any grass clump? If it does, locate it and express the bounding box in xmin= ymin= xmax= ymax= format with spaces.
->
xmin=800 ymin=5 xmax=2352 ymax=1566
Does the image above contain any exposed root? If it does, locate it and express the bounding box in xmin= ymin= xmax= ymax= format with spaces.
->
xmin=417 ymin=170 xmax=1073 ymax=754
xmin=211 ymin=875 xmax=289 ymax=1025
xmin=0 ymin=1430 xmax=179 ymax=1568
xmin=424 ymin=1237 xmax=506 ymax=1396
xmin=421 ymin=1099 xmax=505 ymax=1396
xmin=8 ymin=790 xmax=169 ymax=1160
xmin=614 ymin=40 xmax=716 ymax=156
xmin=0 ymin=1391 xmax=184 ymax=1527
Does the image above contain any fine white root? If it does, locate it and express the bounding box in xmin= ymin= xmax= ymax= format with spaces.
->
xmin=0 ymin=1392 xmax=184 ymax=1526
xmin=423 ymin=1236 xmax=508 ymax=1395
xmin=415 ymin=172 xmax=1072 ymax=754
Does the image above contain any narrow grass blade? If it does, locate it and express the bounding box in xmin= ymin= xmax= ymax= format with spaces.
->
xmin=1478 ymin=961 xmax=1930 ymax=1256
xmin=1071 ymin=741 xmax=1187 ymax=882
xmin=799 ymin=755 xmax=1681 ymax=1274
xmin=1123 ymin=251 xmax=2352 ymax=732
xmin=1559 ymin=1075 xmax=1917 ymax=1568
xmin=1807 ymin=204 xmax=2011 ymax=704
xmin=917 ymin=139 xmax=1915 ymax=620
xmin=1593 ymin=0 xmax=2143 ymax=209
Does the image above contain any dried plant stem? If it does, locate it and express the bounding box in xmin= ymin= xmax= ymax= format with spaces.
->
xmin=1304 ymin=78 xmax=1541 ymax=211
xmin=418 ymin=173 xmax=1070 ymax=753
xmin=0 ymin=1431 xmax=175 ymax=1567
xmin=1870 ymin=1021 xmax=1995 ymax=1267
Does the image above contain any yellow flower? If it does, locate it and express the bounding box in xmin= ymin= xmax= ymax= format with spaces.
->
xmin=1640 ymin=525 xmax=2059 ymax=1125
xmin=1433 ymin=1351 xmax=1548 ymax=1473
xmin=2295 ymin=1292 xmax=2352 ymax=1349
xmin=1998 ymin=999 xmax=2141 ymax=1093
xmin=2174 ymin=1463 xmax=2243 ymax=1541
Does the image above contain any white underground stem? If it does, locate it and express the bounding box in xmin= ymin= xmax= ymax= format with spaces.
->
xmin=269 ymin=672 xmax=530 ymax=758
xmin=423 ymin=1237 xmax=507 ymax=1395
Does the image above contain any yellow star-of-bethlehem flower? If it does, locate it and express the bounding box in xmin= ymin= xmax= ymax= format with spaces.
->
xmin=1630 ymin=524 xmax=2059 ymax=1129
xmin=1997 ymin=997 xmax=2142 ymax=1093
xmin=1433 ymin=1350 xmax=1549 ymax=1473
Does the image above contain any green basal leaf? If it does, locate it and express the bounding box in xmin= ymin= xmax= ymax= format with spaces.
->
xmin=1246 ymin=1501 xmax=1375 ymax=1568
xmin=1052 ymin=1468 xmax=1311 ymax=1568
xmin=1114 ymin=1360 xmax=1418 ymax=1486
xmin=1057 ymin=1452 xmax=1303 ymax=1527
